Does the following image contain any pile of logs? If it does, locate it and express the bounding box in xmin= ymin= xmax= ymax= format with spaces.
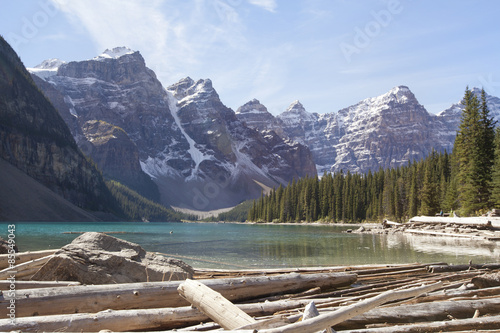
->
xmin=356 ymin=216 xmax=500 ymax=242
xmin=1 ymin=249 xmax=500 ymax=332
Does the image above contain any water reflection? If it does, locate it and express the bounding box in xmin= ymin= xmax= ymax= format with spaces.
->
xmin=388 ymin=233 xmax=500 ymax=263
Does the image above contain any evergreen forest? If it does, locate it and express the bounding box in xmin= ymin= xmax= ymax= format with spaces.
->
xmin=247 ymin=88 xmax=500 ymax=223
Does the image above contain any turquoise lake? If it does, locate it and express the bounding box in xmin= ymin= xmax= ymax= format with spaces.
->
xmin=1 ymin=222 xmax=498 ymax=269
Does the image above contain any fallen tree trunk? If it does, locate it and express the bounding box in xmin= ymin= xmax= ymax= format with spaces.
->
xmin=0 ymin=280 xmax=80 ymax=289
xmin=0 ymin=297 xmax=328 ymax=332
xmin=0 ymin=255 xmax=53 ymax=280
xmin=333 ymin=297 xmax=500 ymax=330
xmin=178 ymin=279 xmax=256 ymax=330
xmin=0 ymin=272 xmax=356 ymax=317
xmin=258 ymin=282 xmax=443 ymax=333
xmin=405 ymin=228 xmax=488 ymax=240
xmin=0 ymin=249 xmax=57 ymax=269
xmin=341 ymin=314 xmax=500 ymax=332
xmin=408 ymin=216 xmax=494 ymax=227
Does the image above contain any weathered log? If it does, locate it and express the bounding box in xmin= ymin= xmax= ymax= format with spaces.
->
xmin=193 ymin=263 xmax=432 ymax=277
xmin=0 ymin=255 xmax=53 ymax=280
xmin=404 ymin=285 xmax=500 ymax=304
xmin=0 ymin=249 xmax=57 ymax=269
xmin=0 ymin=280 xmax=80 ymax=290
xmin=340 ymin=314 xmax=500 ymax=332
xmin=405 ymin=228 xmax=488 ymax=240
xmin=427 ymin=263 xmax=500 ymax=273
xmin=258 ymin=282 xmax=443 ymax=333
xmin=333 ymin=297 xmax=500 ymax=330
xmin=178 ymin=279 xmax=256 ymax=330
xmin=0 ymin=272 xmax=357 ymax=317
xmin=472 ymin=271 xmax=500 ymax=288
xmin=0 ymin=297 xmax=328 ymax=332
xmin=409 ymin=216 xmax=495 ymax=227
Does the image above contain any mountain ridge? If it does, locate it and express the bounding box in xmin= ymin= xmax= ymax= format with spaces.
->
xmin=29 ymin=49 xmax=317 ymax=211
xmin=27 ymin=46 xmax=500 ymax=210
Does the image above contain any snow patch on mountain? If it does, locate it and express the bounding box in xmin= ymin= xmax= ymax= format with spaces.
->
xmin=28 ymin=58 xmax=66 ymax=80
xmin=93 ymin=47 xmax=136 ymax=61
xmin=165 ymin=90 xmax=214 ymax=180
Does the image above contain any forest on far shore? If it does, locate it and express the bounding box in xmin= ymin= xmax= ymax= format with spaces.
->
xmin=242 ymin=88 xmax=500 ymax=223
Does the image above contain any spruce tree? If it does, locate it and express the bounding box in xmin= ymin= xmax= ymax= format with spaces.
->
xmin=455 ymin=87 xmax=491 ymax=215
xmin=491 ymin=128 xmax=500 ymax=207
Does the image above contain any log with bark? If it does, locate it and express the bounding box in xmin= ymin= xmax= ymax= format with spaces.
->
xmin=0 ymin=271 xmax=357 ymax=317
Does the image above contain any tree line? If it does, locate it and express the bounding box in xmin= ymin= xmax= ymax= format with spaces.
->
xmin=247 ymin=88 xmax=499 ymax=223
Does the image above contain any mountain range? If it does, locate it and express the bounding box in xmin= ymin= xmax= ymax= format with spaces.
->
xmin=26 ymin=46 xmax=500 ymax=212
xmin=29 ymin=47 xmax=316 ymax=211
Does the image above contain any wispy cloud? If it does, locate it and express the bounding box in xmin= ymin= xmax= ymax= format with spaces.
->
xmin=50 ymin=0 xmax=249 ymax=84
xmin=248 ymin=0 xmax=277 ymax=12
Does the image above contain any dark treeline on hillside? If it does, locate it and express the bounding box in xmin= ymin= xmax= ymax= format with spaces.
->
xmin=247 ymin=88 xmax=500 ymax=223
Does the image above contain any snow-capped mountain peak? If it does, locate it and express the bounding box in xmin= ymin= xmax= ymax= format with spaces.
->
xmin=286 ymin=100 xmax=305 ymax=113
xmin=33 ymin=58 xmax=65 ymax=70
xmin=93 ymin=47 xmax=136 ymax=61
xmin=28 ymin=58 xmax=66 ymax=80
xmin=236 ymin=99 xmax=268 ymax=115
xmin=366 ymin=85 xmax=415 ymax=107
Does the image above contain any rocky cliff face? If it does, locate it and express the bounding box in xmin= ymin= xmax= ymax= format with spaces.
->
xmin=236 ymin=99 xmax=285 ymax=137
xmin=239 ymin=86 xmax=460 ymax=174
xmin=0 ymin=36 xmax=111 ymax=212
xmin=30 ymin=49 xmax=317 ymax=210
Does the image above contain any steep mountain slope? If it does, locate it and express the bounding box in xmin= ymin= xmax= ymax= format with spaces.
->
xmin=0 ymin=158 xmax=100 ymax=221
xmin=30 ymin=50 xmax=317 ymax=210
xmin=0 ymin=36 xmax=113 ymax=215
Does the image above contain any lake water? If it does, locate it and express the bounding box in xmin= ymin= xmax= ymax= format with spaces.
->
xmin=1 ymin=222 xmax=498 ymax=269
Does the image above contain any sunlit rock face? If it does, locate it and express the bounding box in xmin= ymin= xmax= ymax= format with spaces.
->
xmin=30 ymin=49 xmax=317 ymax=210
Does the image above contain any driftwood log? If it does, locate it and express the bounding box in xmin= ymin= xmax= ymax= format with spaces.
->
xmin=0 ymin=272 xmax=357 ymax=317
xmin=0 ymin=249 xmax=57 ymax=269
xmin=343 ymin=314 xmax=500 ymax=332
xmin=334 ymin=297 xmax=500 ymax=330
xmin=257 ymin=282 xmax=443 ymax=333
xmin=0 ymin=280 xmax=80 ymax=289
xmin=0 ymin=297 xmax=336 ymax=332
xmin=178 ymin=279 xmax=256 ymax=330
xmin=0 ymin=255 xmax=53 ymax=280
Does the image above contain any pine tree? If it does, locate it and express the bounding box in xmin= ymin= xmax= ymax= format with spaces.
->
xmin=491 ymin=128 xmax=500 ymax=207
xmin=455 ymin=87 xmax=490 ymax=215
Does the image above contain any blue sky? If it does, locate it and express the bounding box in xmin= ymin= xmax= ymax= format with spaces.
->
xmin=2 ymin=0 xmax=500 ymax=115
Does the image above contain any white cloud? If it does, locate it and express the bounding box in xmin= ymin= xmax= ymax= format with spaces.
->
xmin=248 ymin=0 xmax=277 ymax=12
xmin=49 ymin=0 xmax=249 ymax=85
